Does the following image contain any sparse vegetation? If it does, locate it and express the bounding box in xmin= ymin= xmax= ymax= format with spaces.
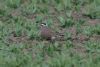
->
xmin=0 ymin=0 xmax=100 ymax=67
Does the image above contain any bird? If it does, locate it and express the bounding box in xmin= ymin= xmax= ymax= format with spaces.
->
xmin=40 ymin=23 xmax=56 ymax=41
xmin=40 ymin=23 xmax=66 ymax=41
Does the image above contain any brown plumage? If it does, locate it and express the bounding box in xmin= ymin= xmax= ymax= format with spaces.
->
xmin=40 ymin=23 xmax=56 ymax=40
xmin=40 ymin=23 xmax=66 ymax=41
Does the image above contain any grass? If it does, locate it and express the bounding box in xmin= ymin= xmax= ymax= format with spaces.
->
xmin=0 ymin=0 xmax=100 ymax=67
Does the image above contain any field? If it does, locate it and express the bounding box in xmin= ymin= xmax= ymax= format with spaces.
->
xmin=0 ymin=0 xmax=100 ymax=67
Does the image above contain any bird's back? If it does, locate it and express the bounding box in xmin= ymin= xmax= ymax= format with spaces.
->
xmin=40 ymin=26 xmax=55 ymax=40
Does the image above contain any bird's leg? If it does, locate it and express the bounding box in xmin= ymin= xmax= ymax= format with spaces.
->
xmin=50 ymin=36 xmax=56 ymax=46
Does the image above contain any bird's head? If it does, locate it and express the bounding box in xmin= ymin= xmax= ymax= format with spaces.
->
xmin=39 ymin=23 xmax=48 ymax=30
xmin=41 ymin=23 xmax=47 ymax=26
